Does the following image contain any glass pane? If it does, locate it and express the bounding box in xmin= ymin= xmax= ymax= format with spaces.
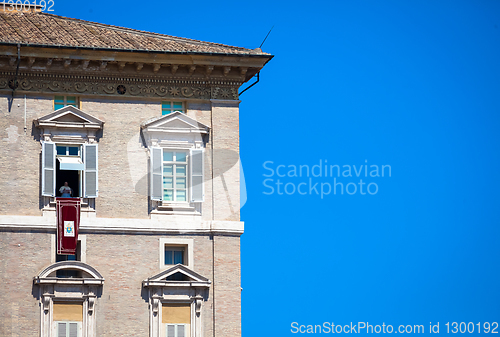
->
xmin=163 ymin=189 xmax=173 ymax=201
xmin=176 ymin=178 xmax=186 ymax=189
xmin=163 ymin=151 xmax=173 ymax=162
xmin=163 ymin=165 xmax=173 ymax=176
xmin=66 ymin=96 xmax=77 ymax=104
xmin=165 ymin=250 xmax=173 ymax=264
xmin=162 ymin=110 xmax=171 ymax=115
xmin=54 ymin=103 xmax=64 ymax=110
xmin=161 ymin=102 xmax=171 ymax=109
xmin=56 ymin=146 xmax=66 ymax=155
xmin=54 ymin=96 xmax=64 ymax=103
xmin=176 ymin=165 xmax=186 ymax=176
xmin=173 ymin=102 xmax=183 ymax=110
xmin=174 ymin=250 xmax=183 ymax=264
xmin=163 ymin=177 xmax=173 ymax=189
xmin=176 ymin=190 xmax=186 ymax=201
xmin=176 ymin=152 xmax=186 ymax=162
xmin=68 ymin=147 xmax=79 ymax=156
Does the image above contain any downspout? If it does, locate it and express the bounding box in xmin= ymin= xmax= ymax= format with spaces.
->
xmin=8 ymin=43 xmax=21 ymax=112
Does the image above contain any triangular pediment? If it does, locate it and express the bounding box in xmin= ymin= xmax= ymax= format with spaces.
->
xmin=141 ymin=112 xmax=209 ymax=134
xmin=34 ymin=106 xmax=104 ymax=129
xmin=143 ymin=264 xmax=211 ymax=287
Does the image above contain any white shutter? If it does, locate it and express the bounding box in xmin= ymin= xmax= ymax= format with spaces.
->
xmin=57 ymin=322 xmax=67 ymax=337
xmin=68 ymin=322 xmax=78 ymax=337
xmin=190 ymin=149 xmax=204 ymax=202
xmin=42 ymin=141 xmax=56 ymax=197
xmin=167 ymin=324 xmax=176 ymax=337
xmin=177 ymin=324 xmax=185 ymax=337
xmin=151 ymin=147 xmax=163 ymax=201
xmin=84 ymin=144 xmax=98 ymax=198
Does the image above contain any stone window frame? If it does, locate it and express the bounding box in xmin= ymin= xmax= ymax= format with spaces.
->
xmin=159 ymin=238 xmax=194 ymax=269
xmin=33 ymin=261 xmax=104 ymax=337
xmin=143 ymin=264 xmax=211 ymax=337
xmin=34 ymin=106 xmax=104 ymax=215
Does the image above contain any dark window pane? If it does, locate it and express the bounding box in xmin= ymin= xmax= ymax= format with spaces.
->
xmin=57 ymin=146 xmax=66 ymax=155
xmin=174 ymin=250 xmax=183 ymax=264
xmin=68 ymin=147 xmax=79 ymax=156
xmin=165 ymin=250 xmax=173 ymax=264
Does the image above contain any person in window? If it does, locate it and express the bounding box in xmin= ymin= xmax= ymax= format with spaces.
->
xmin=59 ymin=182 xmax=73 ymax=198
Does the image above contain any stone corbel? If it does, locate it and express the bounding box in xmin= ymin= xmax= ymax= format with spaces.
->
xmin=28 ymin=57 xmax=36 ymax=68
xmin=63 ymin=59 xmax=71 ymax=68
xmin=205 ymin=65 xmax=214 ymax=76
xmin=188 ymin=65 xmax=196 ymax=76
xmin=82 ymin=60 xmax=90 ymax=70
xmin=195 ymin=296 xmax=202 ymax=316
xmin=223 ymin=66 xmax=231 ymax=76
xmin=136 ymin=63 xmax=144 ymax=72
xmin=100 ymin=61 xmax=107 ymax=71
xmin=171 ymin=65 xmax=178 ymax=75
xmin=151 ymin=288 xmax=161 ymax=314
xmin=153 ymin=64 xmax=161 ymax=73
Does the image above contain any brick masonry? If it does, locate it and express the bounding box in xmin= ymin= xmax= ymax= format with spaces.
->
xmin=0 ymin=93 xmax=244 ymax=337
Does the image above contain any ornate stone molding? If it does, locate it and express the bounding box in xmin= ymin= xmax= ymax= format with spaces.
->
xmin=0 ymin=71 xmax=241 ymax=100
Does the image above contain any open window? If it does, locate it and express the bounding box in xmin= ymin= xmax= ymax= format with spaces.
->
xmin=35 ymin=106 xmax=103 ymax=213
xmin=42 ymin=142 xmax=98 ymax=198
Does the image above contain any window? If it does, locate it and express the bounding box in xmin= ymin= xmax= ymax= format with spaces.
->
xmin=159 ymin=239 xmax=193 ymax=269
xmin=57 ymin=146 xmax=81 ymax=157
xmin=165 ymin=246 xmax=185 ymax=265
xmin=42 ymin=142 xmax=98 ymax=198
xmin=162 ymin=101 xmax=184 ymax=115
xmin=163 ymin=151 xmax=187 ymax=202
xmin=166 ymin=324 xmax=188 ymax=337
xmin=54 ymin=96 xmax=78 ymax=110
xmin=151 ymin=148 xmax=204 ymax=203
xmin=53 ymin=303 xmax=82 ymax=337
xmin=56 ymin=241 xmax=82 ymax=278
xmin=163 ymin=304 xmax=190 ymax=337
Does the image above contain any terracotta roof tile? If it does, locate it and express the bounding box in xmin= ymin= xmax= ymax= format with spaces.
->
xmin=0 ymin=12 xmax=269 ymax=56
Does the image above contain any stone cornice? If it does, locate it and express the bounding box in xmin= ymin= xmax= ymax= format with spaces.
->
xmin=0 ymin=70 xmax=241 ymax=99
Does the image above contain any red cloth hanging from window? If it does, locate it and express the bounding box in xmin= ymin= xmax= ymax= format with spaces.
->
xmin=56 ymin=198 xmax=80 ymax=255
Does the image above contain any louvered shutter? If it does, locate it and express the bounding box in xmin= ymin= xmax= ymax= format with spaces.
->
xmin=84 ymin=144 xmax=98 ymax=198
xmin=68 ymin=322 xmax=78 ymax=337
xmin=151 ymin=147 xmax=163 ymax=201
xmin=167 ymin=324 xmax=176 ymax=337
xmin=189 ymin=149 xmax=204 ymax=202
xmin=57 ymin=322 xmax=67 ymax=337
xmin=177 ymin=324 xmax=185 ymax=337
xmin=42 ymin=142 xmax=56 ymax=197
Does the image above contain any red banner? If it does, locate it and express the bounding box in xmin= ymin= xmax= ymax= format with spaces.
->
xmin=56 ymin=198 xmax=80 ymax=255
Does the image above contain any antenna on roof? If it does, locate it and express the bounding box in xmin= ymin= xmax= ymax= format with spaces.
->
xmin=239 ymin=26 xmax=274 ymax=97
xmin=259 ymin=25 xmax=274 ymax=49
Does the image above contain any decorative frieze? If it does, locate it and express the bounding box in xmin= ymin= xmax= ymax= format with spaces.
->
xmin=0 ymin=72 xmax=240 ymax=99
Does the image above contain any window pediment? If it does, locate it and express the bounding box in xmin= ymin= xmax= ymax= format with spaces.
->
xmin=35 ymin=106 xmax=104 ymax=130
xmin=143 ymin=264 xmax=211 ymax=288
xmin=34 ymin=261 xmax=105 ymax=285
xmin=141 ymin=112 xmax=209 ymax=135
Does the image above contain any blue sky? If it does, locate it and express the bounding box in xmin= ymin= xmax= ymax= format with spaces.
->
xmin=57 ymin=1 xmax=500 ymax=335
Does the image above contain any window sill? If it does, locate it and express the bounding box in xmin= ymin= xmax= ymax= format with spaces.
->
xmin=152 ymin=202 xmax=200 ymax=216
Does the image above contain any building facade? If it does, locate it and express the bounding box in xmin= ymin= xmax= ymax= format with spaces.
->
xmin=0 ymin=9 xmax=271 ymax=337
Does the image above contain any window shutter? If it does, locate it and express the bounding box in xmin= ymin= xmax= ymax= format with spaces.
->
xmin=57 ymin=322 xmax=67 ymax=337
xmin=177 ymin=324 xmax=185 ymax=337
xmin=151 ymin=147 xmax=163 ymax=201
xmin=167 ymin=324 xmax=176 ymax=337
xmin=190 ymin=149 xmax=204 ymax=202
xmin=42 ymin=141 xmax=56 ymax=197
xmin=68 ymin=322 xmax=78 ymax=337
xmin=84 ymin=144 xmax=98 ymax=198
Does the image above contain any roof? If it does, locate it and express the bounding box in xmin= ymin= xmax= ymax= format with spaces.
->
xmin=0 ymin=12 xmax=269 ymax=56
